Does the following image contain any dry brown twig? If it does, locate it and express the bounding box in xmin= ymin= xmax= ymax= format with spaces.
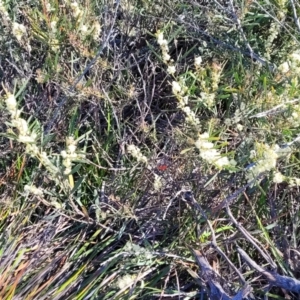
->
xmin=192 ymin=249 xmax=253 ymax=300
xmin=225 ymin=205 xmax=277 ymax=269
xmin=186 ymin=192 xmax=251 ymax=297
xmin=238 ymin=247 xmax=300 ymax=294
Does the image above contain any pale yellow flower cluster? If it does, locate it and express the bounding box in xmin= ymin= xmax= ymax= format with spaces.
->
xmin=4 ymin=93 xmax=85 ymax=179
xmin=287 ymin=104 xmax=300 ymax=127
xmin=246 ymin=143 xmax=279 ymax=182
xmin=272 ymin=171 xmax=300 ymax=187
xmin=156 ymin=31 xmax=203 ymax=126
xmin=69 ymin=1 xmax=101 ymax=40
xmin=50 ymin=20 xmax=58 ymax=34
xmin=199 ymin=92 xmax=215 ymax=107
xmin=47 ymin=17 xmax=60 ymax=51
xmin=278 ymin=62 xmax=289 ymax=74
xmin=5 ymin=93 xmax=61 ymax=175
xmin=0 ymin=2 xmax=31 ymax=51
xmin=171 ymin=80 xmax=201 ymax=127
xmin=45 ymin=1 xmax=55 ymax=12
xmin=61 ymin=137 xmax=81 ymax=175
xmin=195 ymin=132 xmax=235 ymax=169
xmin=167 ymin=65 xmax=176 ymax=75
xmin=181 ymin=105 xmax=201 ymax=126
xmin=211 ymin=63 xmax=222 ymax=92
xmin=115 ymin=274 xmax=137 ymax=290
xmin=194 ymin=58 xmax=221 ymax=108
xmin=127 ymin=144 xmax=148 ymax=164
xmin=265 ymin=22 xmax=281 ymax=60
xmin=172 ymin=81 xmax=182 ymax=95
xmin=278 ymin=50 xmax=300 ymax=75
xmin=12 ymin=22 xmax=27 ymax=42
xmin=70 ymin=1 xmax=84 ymax=18
xmin=92 ymin=21 xmax=102 ymax=41
xmin=5 ymin=94 xmax=37 ymax=144
xmin=156 ymin=31 xmax=171 ymax=64
xmin=153 ymin=174 xmax=163 ymax=191
xmin=277 ymin=0 xmax=288 ymax=9
xmin=24 ymin=184 xmax=44 ymax=196
xmin=156 ymin=30 xmax=233 ymax=170
xmin=0 ymin=0 xmax=9 ymax=19
xmin=287 ymin=177 xmax=300 ymax=186
xmin=39 ymin=151 xmax=59 ymax=174
xmin=273 ymin=172 xmax=285 ymax=183
xmin=194 ymin=56 xmax=202 ymax=68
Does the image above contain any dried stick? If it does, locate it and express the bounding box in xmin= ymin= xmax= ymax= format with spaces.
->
xmin=192 ymin=249 xmax=232 ymax=300
xmin=238 ymin=247 xmax=300 ymax=293
xmin=192 ymin=249 xmax=252 ymax=300
xmin=229 ymin=0 xmax=253 ymax=54
xmin=226 ymin=205 xmax=277 ymax=269
xmin=211 ymin=173 xmax=265 ymax=214
xmin=249 ymin=98 xmax=300 ymax=119
xmin=187 ymin=193 xmax=246 ymax=284
xmin=290 ymin=0 xmax=300 ymax=33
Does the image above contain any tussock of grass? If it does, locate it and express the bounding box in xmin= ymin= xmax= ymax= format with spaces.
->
xmin=1 ymin=0 xmax=300 ymax=299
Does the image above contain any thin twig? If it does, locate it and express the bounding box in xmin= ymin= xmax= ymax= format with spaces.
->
xmin=227 ymin=0 xmax=255 ymax=59
xmin=188 ymin=193 xmax=246 ymax=284
xmin=192 ymin=249 xmax=252 ymax=300
xmin=238 ymin=247 xmax=300 ymax=293
xmin=249 ymin=98 xmax=300 ymax=118
xmin=192 ymin=249 xmax=232 ymax=300
xmin=211 ymin=173 xmax=265 ymax=214
xmin=290 ymin=0 xmax=300 ymax=33
xmin=226 ymin=206 xmax=277 ymax=269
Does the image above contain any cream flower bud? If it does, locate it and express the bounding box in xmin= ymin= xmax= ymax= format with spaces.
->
xmin=12 ymin=22 xmax=26 ymax=41
xmin=273 ymin=172 xmax=285 ymax=183
xmin=61 ymin=150 xmax=67 ymax=158
xmin=162 ymin=52 xmax=171 ymax=62
xmin=236 ymin=124 xmax=243 ymax=131
xmin=195 ymin=56 xmax=202 ymax=67
xmin=172 ymin=81 xmax=182 ymax=94
xmin=92 ymin=21 xmax=101 ymax=40
xmin=24 ymin=185 xmax=44 ymax=196
xmin=215 ymin=156 xmax=230 ymax=168
xmin=167 ymin=65 xmax=176 ymax=75
xmin=18 ymin=135 xmax=35 ymax=143
xmin=68 ymin=144 xmax=77 ymax=154
xmin=278 ymin=62 xmax=290 ymax=73
xmin=5 ymin=94 xmax=17 ymax=111
xmin=64 ymin=167 xmax=72 ymax=175
xmin=153 ymin=174 xmax=163 ymax=191
xmin=290 ymin=52 xmax=300 ymax=63
xmin=157 ymin=32 xmax=167 ymax=46
xmin=80 ymin=24 xmax=88 ymax=34
xmin=50 ymin=21 xmax=57 ymax=33
xmin=17 ymin=118 xmax=28 ymax=135
xmin=70 ymin=1 xmax=82 ymax=18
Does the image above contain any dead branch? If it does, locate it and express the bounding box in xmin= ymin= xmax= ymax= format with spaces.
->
xmin=192 ymin=249 xmax=252 ymax=300
xmin=238 ymin=247 xmax=300 ymax=294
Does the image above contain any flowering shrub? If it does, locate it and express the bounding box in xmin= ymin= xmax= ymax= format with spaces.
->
xmin=2 ymin=1 xmax=300 ymax=299
xmin=156 ymin=31 xmax=235 ymax=170
xmin=4 ymin=92 xmax=85 ymax=189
